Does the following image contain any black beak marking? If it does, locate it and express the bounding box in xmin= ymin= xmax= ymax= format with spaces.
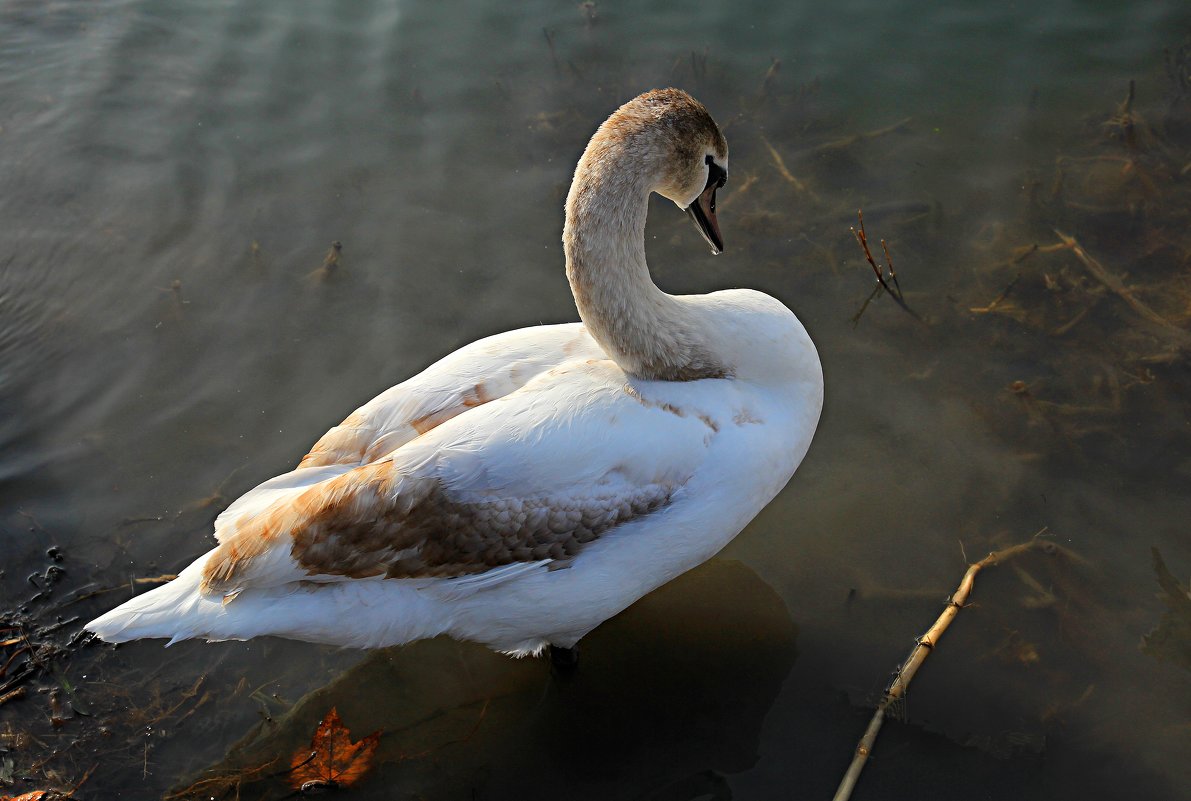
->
xmin=687 ymin=157 xmax=727 ymax=254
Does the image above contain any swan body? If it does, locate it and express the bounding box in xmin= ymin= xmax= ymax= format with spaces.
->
xmin=87 ymin=89 xmax=823 ymax=656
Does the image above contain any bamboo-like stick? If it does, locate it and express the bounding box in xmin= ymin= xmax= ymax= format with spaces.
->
xmin=832 ymin=534 xmax=1059 ymax=801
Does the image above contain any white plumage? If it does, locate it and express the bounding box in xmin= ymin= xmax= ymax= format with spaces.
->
xmin=88 ymin=89 xmax=823 ymax=658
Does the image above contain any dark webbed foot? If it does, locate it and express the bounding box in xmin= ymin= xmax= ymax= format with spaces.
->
xmin=549 ymin=643 xmax=579 ymax=672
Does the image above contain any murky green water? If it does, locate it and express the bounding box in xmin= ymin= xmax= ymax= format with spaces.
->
xmin=3 ymin=1 xmax=1191 ymax=798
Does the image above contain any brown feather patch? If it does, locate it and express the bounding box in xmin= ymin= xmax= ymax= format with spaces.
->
xmin=200 ymin=459 xmax=675 ymax=595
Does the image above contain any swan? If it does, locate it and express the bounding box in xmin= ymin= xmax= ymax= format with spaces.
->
xmin=87 ymin=89 xmax=823 ymax=663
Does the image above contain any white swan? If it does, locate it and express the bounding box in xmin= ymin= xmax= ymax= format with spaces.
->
xmin=87 ymin=89 xmax=823 ymax=660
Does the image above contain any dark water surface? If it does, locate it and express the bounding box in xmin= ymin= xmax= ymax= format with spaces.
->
xmin=3 ymin=1 xmax=1191 ymax=798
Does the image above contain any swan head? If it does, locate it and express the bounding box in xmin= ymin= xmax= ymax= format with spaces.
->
xmin=584 ymin=89 xmax=729 ymax=254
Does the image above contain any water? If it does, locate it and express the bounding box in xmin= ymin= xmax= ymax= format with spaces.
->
xmin=3 ymin=1 xmax=1191 ymax=798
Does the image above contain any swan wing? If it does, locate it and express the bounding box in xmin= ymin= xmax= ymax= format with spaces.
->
xmin=213 ymin=323 xmax=600 ymax=540
xmin=200 ymin=359 xmax=724 ymax=599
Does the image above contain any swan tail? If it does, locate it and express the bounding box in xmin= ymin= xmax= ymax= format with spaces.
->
xmin=86 ymin=561 xmax=447 ymax=648
xmin=86 ymin=563 xmax=214 ymax=645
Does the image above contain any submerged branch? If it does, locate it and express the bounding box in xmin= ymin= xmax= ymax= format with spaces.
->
xmin=761 ymin=136 xmax=820 ymax=202
xmin=832 ymin=530 xmax=1073 ymax=801
xmin=809 ymin=117 xmax=912 ymax=157
xmin=850 ymin=210 xmax=926 ymax=325
xmin=970 ymin=274 xmax=1021 ymax=314
xmin=1052 ymin=230 xmax=1191 ymax=350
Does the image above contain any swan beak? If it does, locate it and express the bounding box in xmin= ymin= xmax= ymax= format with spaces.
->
xmin=686 ymin=182 xmax=724 ymax=254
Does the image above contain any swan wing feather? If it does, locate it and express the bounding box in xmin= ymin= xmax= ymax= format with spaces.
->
xmin=200 ymin=358 xmax=722 ymax=599
xmin=213 ymin=323 xmax=599 ymax=540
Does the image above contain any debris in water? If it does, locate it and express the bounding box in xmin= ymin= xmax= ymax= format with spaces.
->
xmin=1141 ymin=548 xmax=1191 ymax=673
xmin=849 ymin=209 xmax=925 ymax=326
xmin=288 ymin=707 xmax=380 ymax=792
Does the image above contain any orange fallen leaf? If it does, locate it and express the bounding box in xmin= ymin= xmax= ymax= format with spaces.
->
xmin=289 ymin=707 xmax=380 ymax=790
xmin=2 ymin=792 xmax=69 ymax=800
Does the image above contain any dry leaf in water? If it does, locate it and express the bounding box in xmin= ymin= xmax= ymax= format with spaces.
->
xmin=289 ymin=707 xmax=381 ymax=791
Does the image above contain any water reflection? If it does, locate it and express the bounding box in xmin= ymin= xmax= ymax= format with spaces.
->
xmin=184 ymin=561 xmax=796 ymax=799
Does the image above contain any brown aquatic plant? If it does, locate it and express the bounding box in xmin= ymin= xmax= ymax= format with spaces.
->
xmin=761 ymin=136 xmax=820 ymax=203
xmin=809 ymin=117 xmax=912 ymax=157
xmin=1141 ymin=548 xmax=1191 ymax=673
xmin=0 ymin=760 xmax=95 ymax=800
xmin=1050 ymin=229 xmax=1191 ymax=350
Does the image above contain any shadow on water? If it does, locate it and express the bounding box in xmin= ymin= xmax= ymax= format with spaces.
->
xmin=170 ymin=560 xmax=797 ymax=800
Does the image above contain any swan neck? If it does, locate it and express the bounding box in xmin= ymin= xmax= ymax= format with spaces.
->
xmin=563 ymin=155 xmax=724 ymax=381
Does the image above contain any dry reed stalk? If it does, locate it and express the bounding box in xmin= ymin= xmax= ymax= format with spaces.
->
xmin=832 ymin=532 xmax=1067 ymax=801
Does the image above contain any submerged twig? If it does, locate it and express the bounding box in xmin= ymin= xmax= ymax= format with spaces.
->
xmin=1052 ymin=229 xmax=1191 ymax=349
xmin=1050 ymin=296 xmax=1104 ymax=337
xmin=759 ymin=57 xmax=781 ymax=95
xmin=811 ymin=117 xmax=912 ymax=156
xmin=0 ymin=685 xmax=26 ymax=707
xmin=850 ymin=210 xmax=926 ymax=324
xmin=760 ymin=136 xmax=820 ymax=203
xmin=57 ymin=574 xmax=175 ymax=607
xmin=163 ymin=753 xmax=285 ymax=801
xmin=970 ymin=274 xmax=1021 ymax=314
xmin=832 ymin=529 xmax=1070 ymax=801
xmin=1 ymin=645 xmax=32 ymax=678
